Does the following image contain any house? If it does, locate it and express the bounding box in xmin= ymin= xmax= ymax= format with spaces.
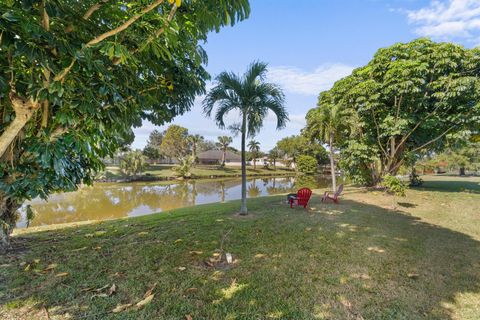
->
xmin=197 ymin=150 xmax=242 ymax=166
xmin=250 ymin=156 xmax=292 ymax=168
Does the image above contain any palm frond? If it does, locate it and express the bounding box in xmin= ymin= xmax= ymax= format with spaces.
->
xmin=244 ymin=61 xmax=268 ymax=86
xmin=263 ymin=98 xmax=289 ymax=129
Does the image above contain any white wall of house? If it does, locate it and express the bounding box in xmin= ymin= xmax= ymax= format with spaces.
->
xmin=225 ymin=161 xmax=243 ymax=167
xmin=222 ymin=159 xmax=294 ymax=169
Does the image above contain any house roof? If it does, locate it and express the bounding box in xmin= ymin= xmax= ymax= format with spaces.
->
xmin=198 ymin=150 xmax=241 ymax=161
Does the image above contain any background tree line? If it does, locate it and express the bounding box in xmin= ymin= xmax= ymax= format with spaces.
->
xmin=140 ymin=125 xmax=236 ymax=163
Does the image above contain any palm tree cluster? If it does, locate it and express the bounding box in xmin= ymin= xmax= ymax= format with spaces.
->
xmin=187 ymin=134 xmax=204 ymax=165
xmin=248 ymin=140 xmax=261 ymax=169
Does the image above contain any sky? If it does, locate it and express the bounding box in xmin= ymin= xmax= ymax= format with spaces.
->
xmin=132 ymin=0 xmax=480 ymax=151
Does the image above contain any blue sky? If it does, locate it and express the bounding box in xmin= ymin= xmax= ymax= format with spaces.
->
xmin=132 ymin=0 xmax=480 ymax=151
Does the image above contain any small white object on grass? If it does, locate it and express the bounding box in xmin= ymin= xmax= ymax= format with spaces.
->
xmin=226 ymin=253 xmax=233 ymax=264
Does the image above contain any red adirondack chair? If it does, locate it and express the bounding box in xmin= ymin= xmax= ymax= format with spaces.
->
xmin=322 ymin=184 xmax=344 ymax=204
xmin=289 ymin=188 xmax=313 ymax=208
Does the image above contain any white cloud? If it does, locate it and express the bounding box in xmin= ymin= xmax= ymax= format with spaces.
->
xmin=267 ymin=64 xmax=354 ymax=96
xmin=407 ymin=0 xmax=480 ymax=42
xmin=265 ymin=111 xmax=306 ymax=128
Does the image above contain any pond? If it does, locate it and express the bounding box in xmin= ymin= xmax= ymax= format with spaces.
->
xmin=17 ymin=175 xmax=336 ymax=228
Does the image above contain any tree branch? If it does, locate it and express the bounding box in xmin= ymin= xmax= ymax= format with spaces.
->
xmin=40 ymin=0 xmax=50 ymax=31
xmin=56 ymin=0 xmax=166 ymax=82
xmin=115 ymin=2 xmax=178 ymax=64
xmin=371 ymin=108 xmax=388 ymax=157
xmin=0 ymin=93 xmax=39 ymax=158
xmin=83 ymin=0 xmax=109 ymax=20
xmin=409 ymin=125 xmax=457 ymax=153
xmin=40 ymin=1 xmax=51 ymax=128
xmin=53 ymin=59 xmax=76 ymax=82
xmin=86 ymin=0 xmax=165 ymax=47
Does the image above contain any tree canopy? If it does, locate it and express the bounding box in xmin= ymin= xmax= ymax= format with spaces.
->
xmin=0 ymin=0 xmax=250 ymax=248
xmin=304 ymin=39 xmax=480 ymax=185
xmin=160 ymin=125 xmax=189 ymax=160
xmin=143 ymin=130 xmax=164 ymax=160
xmin=275 ymin=135 xmax=328 ymax=165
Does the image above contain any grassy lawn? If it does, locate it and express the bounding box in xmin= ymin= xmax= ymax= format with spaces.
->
xmin=105 ymin=164 xmax=294 ymax=181
xmin=1 ymin=175 xmax=480 ymax=319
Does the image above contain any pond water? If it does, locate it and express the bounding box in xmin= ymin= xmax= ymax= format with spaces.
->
xmin=17 ymin=175 xmax=335 ymax=228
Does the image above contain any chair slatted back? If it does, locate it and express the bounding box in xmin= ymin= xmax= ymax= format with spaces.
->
xmin=335 ymin=184 xmax=344 ymax=197
xmin=297 ymin=188 xmax=312 ymax=206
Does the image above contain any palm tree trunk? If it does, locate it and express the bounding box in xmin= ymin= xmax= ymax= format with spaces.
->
xmin=240 ymin=112 xmax=248 ymax=215
xmin=329 ymin=132 xmax=337 ymax=192
xmin=192 ymin=143 xmax=196 ymax=166
xmin=253 ymin=157 xmax=256 ymax=170
xmin=222 ymin=148 xmax=226 ymax=166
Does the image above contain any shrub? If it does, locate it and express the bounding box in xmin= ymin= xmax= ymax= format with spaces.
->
xmin=296 ymin=155 xmax=318 ymax=175
xmin=382 ymin=174 xmax=407 ymax=197
xmin=120 ymin=150 xmax=147 ymax=177
xmin=174 ymin=156 xmax=195 ymax=178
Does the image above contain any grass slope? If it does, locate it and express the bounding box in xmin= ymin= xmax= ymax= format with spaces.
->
xmin=1 ymin=176 xmax=480 ymax=319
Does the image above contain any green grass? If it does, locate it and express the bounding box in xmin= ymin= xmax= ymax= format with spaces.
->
xmin=1 ymin=175 xmax=480 ymax=319
xmin=105 ymin=164 xmax=294 ymax=181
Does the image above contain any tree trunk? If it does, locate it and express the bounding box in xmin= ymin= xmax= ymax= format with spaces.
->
xmin=329 ymin=132 xmax=337 ymax=192
xmin=191 ymin=143 xmax=197 ymax=166
xmin=253 ymin=157 xmax=256 ymax=170
xmin=222 ymin=149 xmax=226 ymax=166
xmin=0 ymin=196 xmax=20 ymax=253
xmin=240 ymin=113 xmax=248 ymax=215
xmin=0 ymin=94 xmax=39 ymax=158
xmin=460 ymin=167 xmax=466 ymax=176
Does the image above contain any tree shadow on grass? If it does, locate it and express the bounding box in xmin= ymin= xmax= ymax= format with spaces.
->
xmin=415 ymin=178 xmax=480 ymax=194
xmin=0 ymin=196 xmax=480 ymax=319
xmin=301 ymin=198 xmax=480 ymax=319
xmin=397 ymin=202 xmax=418 ymax=208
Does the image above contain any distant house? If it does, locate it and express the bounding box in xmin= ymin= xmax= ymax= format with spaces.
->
xmin=197 ymin=150 xmax=242 ymax=166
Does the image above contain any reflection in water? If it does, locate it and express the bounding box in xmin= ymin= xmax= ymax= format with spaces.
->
xmin=17 ymin=175 xmax=336 ymax=228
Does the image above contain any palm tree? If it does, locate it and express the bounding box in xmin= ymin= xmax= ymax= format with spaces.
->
xmin=203 ymin=61 xmax=288 ymax=215
xmin=187 ymin=134 xmax=203 ymax=165
xmin=305 ymin=99 xmax=348 ymax=192
xmin=120 ymin=150 xmax=147 ymax=178
xmin=216 ymin=136 xmax=233 ymax=166
xmin=248 ymin=140 xmax=261 ymax=169
xmin=268 ymin=147 xmax=280 ymax=170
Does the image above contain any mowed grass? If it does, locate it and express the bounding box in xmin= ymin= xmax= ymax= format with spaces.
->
xmin=1 ymin=176 xmax=480 ymax=319
xmin=105 ymin=164 xmax=294 ymax=180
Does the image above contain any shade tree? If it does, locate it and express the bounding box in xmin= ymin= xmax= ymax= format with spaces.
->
xmin=305 ymin=39 xmax=480 ymax=185
xmin=160 ymin=125 xmax=189 ymax=161
xmin=0 ymin=0 xmax=250 ymax=249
